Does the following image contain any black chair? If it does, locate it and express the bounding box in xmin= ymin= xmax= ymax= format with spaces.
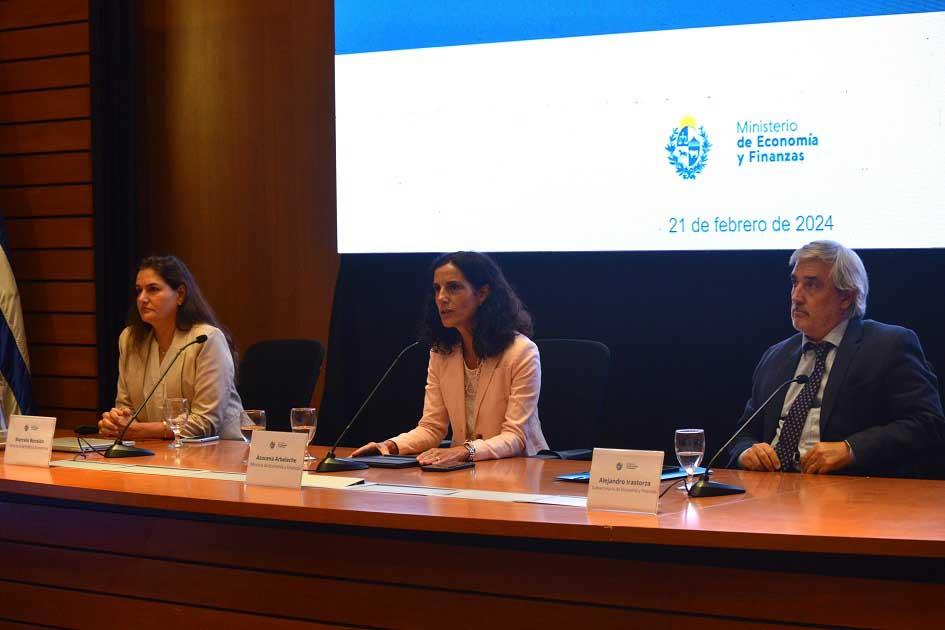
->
xmin=534 ymin=338 xmax=611 ymax=452
xmin=237 ymin=339 xmax=325 ymax=432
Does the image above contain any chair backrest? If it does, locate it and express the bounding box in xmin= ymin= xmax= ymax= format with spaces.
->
xmin=534 ymin=338 xmax=611 ymax=450
xmin=237 ymin=339 xmax=325 ymax=432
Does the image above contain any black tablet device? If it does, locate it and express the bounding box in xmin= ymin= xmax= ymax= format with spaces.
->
xmin=556 ymin=466 xmax=706 ymax=483
xmin=339 ymin=455 xmax=419 ymax=469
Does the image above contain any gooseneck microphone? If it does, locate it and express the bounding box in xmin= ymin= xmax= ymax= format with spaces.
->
xmin=688 ymin=374 xmax=809 ymax=498
xmin=316 ymin=340 xmax=422 ymax=473
xmin=104 ymin=334 xmax=209 ymax=458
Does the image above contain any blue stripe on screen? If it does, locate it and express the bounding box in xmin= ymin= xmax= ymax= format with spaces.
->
xmin=336 ymin=0 xmax=945 ymax=54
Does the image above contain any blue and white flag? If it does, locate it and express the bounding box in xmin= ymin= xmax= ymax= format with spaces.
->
xmin=0 ymin=214 xmax=33 ymax=429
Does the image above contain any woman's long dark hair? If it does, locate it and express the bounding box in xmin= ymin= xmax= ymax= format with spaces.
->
xmin=127 ymin=255 xmax=238 ymax=366
xmin=421 ymin=251 xmax=533 ymax=358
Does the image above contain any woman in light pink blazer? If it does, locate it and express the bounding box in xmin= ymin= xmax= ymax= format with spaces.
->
xmin=353 ymin=252 xmax=548 ymax=466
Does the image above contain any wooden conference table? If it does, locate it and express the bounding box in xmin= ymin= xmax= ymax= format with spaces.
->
xmin=1 ymin=439 xmax=943 ymax=629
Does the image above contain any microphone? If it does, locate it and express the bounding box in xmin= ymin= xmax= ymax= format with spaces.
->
xmin=316 ymin=340 xmax=422 ymax=473
xmin=688 ymin=374 xmax=809 ymax=498
xmin=105 ymin=334 xmax=209 ymax=458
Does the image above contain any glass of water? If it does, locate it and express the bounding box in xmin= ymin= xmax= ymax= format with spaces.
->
xmin=240 ymin=410 xmax=266 ymax=465
xmin=240 ymin=410 xmax=267 ymax=443
xmin=290 ymin=407 xmax=317 ymax=464
xmin=675 ymin=428 xmax=705 ymax=486
xmin=164 ymin=398 xmax=190 ymax=449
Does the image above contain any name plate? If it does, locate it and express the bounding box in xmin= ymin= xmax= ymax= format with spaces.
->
xmin=4 ymin=415 xmax=57 ymax=467
xmin=245 ymin=430 xmax=308 ymax=488
xmin=586 ymin=448 xmax=664 ymax=514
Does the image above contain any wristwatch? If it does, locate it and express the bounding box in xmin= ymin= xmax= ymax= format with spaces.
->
xmin=463 ymin=440 xmax=476 ymax=462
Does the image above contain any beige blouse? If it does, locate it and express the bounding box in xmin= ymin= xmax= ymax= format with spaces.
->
xmin=114 ymin=323 xmax=245 ymax=440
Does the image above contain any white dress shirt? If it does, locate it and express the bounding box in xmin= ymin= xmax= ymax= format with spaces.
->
xmin=770 ymin=319 xmax=849 ymax=460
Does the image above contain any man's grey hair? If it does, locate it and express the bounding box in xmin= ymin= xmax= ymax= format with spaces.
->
xmin=790 ymin=240 xmax=868 ymax=319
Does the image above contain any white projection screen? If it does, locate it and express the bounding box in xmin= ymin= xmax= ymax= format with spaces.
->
xmin=334 ymin=1 xmax=945 ymax=253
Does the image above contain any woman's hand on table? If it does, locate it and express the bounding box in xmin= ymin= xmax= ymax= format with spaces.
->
xmin=98 ymin=409 xmax=168 ymax=439
xmin=98 ymin=408 xmax=132 ymax=437
xmin=417 ymin=446 xmax=468 ymax=466
xmin=351 ymin=440 xmax=400 ymax=457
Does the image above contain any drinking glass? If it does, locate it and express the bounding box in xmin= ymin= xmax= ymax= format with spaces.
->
xmin=164 ymin=398 xmax=190 ymax=449
xmin=675 ymin=428 xmax=705 ymax=487
xmin=290 ymin=407 xmax=318 ymax=464
xmin=240 ymin=410 xmax=267 ymax=443
xmin=240 ymin=410 xmax=267 ymax=465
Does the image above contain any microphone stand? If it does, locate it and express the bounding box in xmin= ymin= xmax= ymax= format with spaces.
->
xmin=316 ymin=341 xmax=421 ymax=473
xmin=688 ymin=374 xmax=808 ymax=498
xmin=104 ymin=335 xmax=208 ymax=458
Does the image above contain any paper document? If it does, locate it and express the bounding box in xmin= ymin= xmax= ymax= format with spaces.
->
xmin=301 ymin=474 xmax=365 ymax=489
xmin=451 ymin=489 xmax=553 ymax=503
xmin=120 ymin=465 xmax=208 ymax=477
xmin=191 ymin=471 xmax=247 ymax=482
xmin=347 ymin=484 xmax=458 ymax=496
xmin=521 ymin=495 xmax=588 ymax=508
xmin=50 ymin=460 xmax=135 ymax=473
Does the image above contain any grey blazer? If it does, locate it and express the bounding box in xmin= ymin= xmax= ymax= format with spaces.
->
xmin=115 ymin=323 xmax=245 ymax=440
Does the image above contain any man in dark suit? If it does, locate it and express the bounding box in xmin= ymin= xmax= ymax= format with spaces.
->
xmin=730 ymin=240 xmax=944 ymax=476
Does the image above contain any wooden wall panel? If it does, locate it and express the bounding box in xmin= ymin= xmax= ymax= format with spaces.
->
xmin=19 ymin=281 xmax=96 ymax=312
xmin=32 ymin=376 xmax=97 ymax=409
xmin=0 ymin=153 xmax=91 ymax=185
xmin=34 ymin=407 xmax=99 ymax=424
xmin=37 ymin=408 xmax=98 ymax=428
xmin=29 ymin=345 xmax=97 ymax=377
xmin=32 ymin=376 xmax=96 ymax=408
xmin=0 ymin=55 xmax=89 ymax=92
xmin=0 ymin=545 xmax=805 ymax=630
xmin=0 ymin=119 xmax=90 ymax=154
xmin=0 ymin=580 xmax=327 ymax=630
xmin=1 ymin=1 xmax=95 ymax=428
xmin=23 ymin=314 xmax=96 ymax=345
xmin=0 ymin=183 xmax=93 ymax=216
xmin=4 ymin=217 xmax=93 ymax=248
xmin=138 ymin=1 xmax=338 ymax=405
xmin=10 ymin=250 xmax=93 ymax=280
xmin=0 ymin=0 xmax=88 ymax=29
xmin=0 ymin=87 xmax=90 ymax=123
xmin=0 ymin=22 xmax=89 ymax=61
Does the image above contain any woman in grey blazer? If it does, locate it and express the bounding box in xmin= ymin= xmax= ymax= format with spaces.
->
xmin=98 ymin=255 xmax=245 ymax=440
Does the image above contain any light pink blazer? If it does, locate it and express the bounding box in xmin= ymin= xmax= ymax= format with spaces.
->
xmin=389 ymin=334 xmax=548 ymax=460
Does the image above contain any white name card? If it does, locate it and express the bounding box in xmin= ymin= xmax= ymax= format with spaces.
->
xmin=4 ymin=415 xmax=57 ymax=468
xmin=586 ymin=448 xmax=664 ymax=514
xmin=245 ymin=430 xmax=308 ymax=488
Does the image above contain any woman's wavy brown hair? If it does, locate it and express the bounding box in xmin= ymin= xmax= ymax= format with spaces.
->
xmin=126 ymin=255 xmax=237 ymax=366
xmin=421 ymin=251 xmax=533 ymax=358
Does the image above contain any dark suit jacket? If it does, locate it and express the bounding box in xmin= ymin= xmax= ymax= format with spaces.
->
xmin=728 ymin=318 xmax=945 ymax=477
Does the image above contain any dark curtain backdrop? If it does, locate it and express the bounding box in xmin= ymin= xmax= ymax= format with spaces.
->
xmin=90 ymin=1 xmax=138 ymax=411
xmin=319 ymin=249 xmax=945 ymax=463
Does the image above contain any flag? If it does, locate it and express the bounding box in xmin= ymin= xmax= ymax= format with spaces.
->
xmin=0 ymin=213 xmax=33 ymax=428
